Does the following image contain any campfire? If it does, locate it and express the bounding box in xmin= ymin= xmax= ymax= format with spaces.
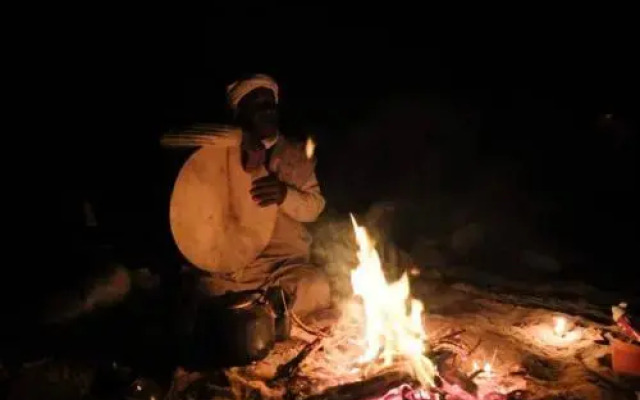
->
xmin=347 ymin=215 xmax=436 ymax=387
xmin=291 ymin=216 xmax=442 ymax=398
xmin=217 ymin=215 xmax=638 ymax=400
xmin=285 ymin=216 xmax=521 ymax=400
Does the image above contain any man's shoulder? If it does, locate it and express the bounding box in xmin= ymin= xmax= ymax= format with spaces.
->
xmin=279 ymin=134 xmax=306 ymax=148
xmin=273 ymin=134 xmax=315 ymax=185
xmin=276 ymin=134 xmax=308 ymax=157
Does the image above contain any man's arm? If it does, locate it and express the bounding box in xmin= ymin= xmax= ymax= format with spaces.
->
xmin=280 ymin=171 xmax=326 ymax=223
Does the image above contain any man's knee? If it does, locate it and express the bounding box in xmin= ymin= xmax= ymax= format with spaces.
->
xmin=288 ymin=268 xmax=331 ymax=317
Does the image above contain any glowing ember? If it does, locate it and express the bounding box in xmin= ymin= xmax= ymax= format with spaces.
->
xmin=349 ymin=215 xmax=436 ymax=387
xmin=553 ymin=317 xmax=567 ymax=337
xmin=305 ymin=137 xmax=316 ymax=159
xmin=471 ymin=360 xmax=494 ymax=379
xmin=529 ymin=315 xmax=582 ymax=346
xmin=483 ymin=362 xmax=492 ymax=377
xmin=472 ymin=361 xmax=479 ymax=373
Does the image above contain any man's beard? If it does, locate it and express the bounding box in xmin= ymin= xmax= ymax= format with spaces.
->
xmin=253 ymin=121 xmax=278 ymax=140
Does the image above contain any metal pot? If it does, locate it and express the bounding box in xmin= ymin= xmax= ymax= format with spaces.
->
xmin=189 ymin=289 xmax=282 ymax=368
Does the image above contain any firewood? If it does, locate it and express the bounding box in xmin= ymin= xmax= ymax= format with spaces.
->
xmin=268 ymin=337 xmax=323 ymax=386
xmin=301 ymin=371 xmax=416 ymax=400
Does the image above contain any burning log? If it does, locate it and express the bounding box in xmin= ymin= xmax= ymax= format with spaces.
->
xmin=299 ymin=369 xmax=508 ymax=400
xmin=302 ymin=371 xmax=417 ymax=400
xmin=268 ymin=337 xmax=324 ymax=386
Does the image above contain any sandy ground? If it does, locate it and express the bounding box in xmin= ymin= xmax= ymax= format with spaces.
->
xmin=4 ymin=270 xmax=638 ymax=399
xmin=217 ymin=276 xmax=639 ymax=400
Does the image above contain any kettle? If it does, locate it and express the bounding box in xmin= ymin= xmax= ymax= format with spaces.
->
xmin=186 ymin=287 xmax=291 ymax=368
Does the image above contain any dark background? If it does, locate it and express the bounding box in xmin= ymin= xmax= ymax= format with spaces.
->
xmin=12 ymin=8 xmax=638 ymax=314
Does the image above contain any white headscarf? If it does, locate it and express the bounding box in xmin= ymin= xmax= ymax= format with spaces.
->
xmin=226 ymin=74 xmax=279 ymax=111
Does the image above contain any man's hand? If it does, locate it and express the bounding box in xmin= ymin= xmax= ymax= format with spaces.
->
xmin=251 ymin=174 xmax=287 ymax=207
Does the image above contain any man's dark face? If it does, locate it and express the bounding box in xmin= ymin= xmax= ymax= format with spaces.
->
xmin=237 ymin=87 xmax=279 ymax=141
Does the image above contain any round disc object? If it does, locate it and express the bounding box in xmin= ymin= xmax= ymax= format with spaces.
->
xmin=169 ymin=145 xmax=276 ymax=273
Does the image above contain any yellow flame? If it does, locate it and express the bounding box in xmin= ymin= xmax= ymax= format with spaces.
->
xmin=305 ymin=137 xmax=316 ymax=159
xmin=349 ymin=214 xmax=436 ymax=387
xmin=472 ymin=361 xmax=479 ymax=372
xmin=553 ymin=317 xmax=567 ymax=337
xmin=483 ymin=362 xmax=492 ymax=377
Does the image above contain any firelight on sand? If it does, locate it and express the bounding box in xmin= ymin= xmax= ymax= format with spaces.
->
xmin=349 ymin=215 xmax=436 ymax=387
xmin=554 ymin=317 xmax=567 ymax=337
xmin=534 ymin=315 xmax=582 ymax=346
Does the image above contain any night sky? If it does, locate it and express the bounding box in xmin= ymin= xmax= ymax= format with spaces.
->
xmin=14 ymin=8 xmax=639 ymax=299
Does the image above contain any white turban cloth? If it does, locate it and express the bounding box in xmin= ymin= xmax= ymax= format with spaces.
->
xmin=226 ymin=74 xmax=279 ymax=111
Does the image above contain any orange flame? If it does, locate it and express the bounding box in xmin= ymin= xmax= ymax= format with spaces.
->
xmin=305 ymin=137 xmax=316 ymax=159
xmin=349 ymin=215 xmax=436 ymax=387
xmin=483 ymin=362 xmax=492 ymax=377
xmin=553 ymin=317 xmax=567 ymax=337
